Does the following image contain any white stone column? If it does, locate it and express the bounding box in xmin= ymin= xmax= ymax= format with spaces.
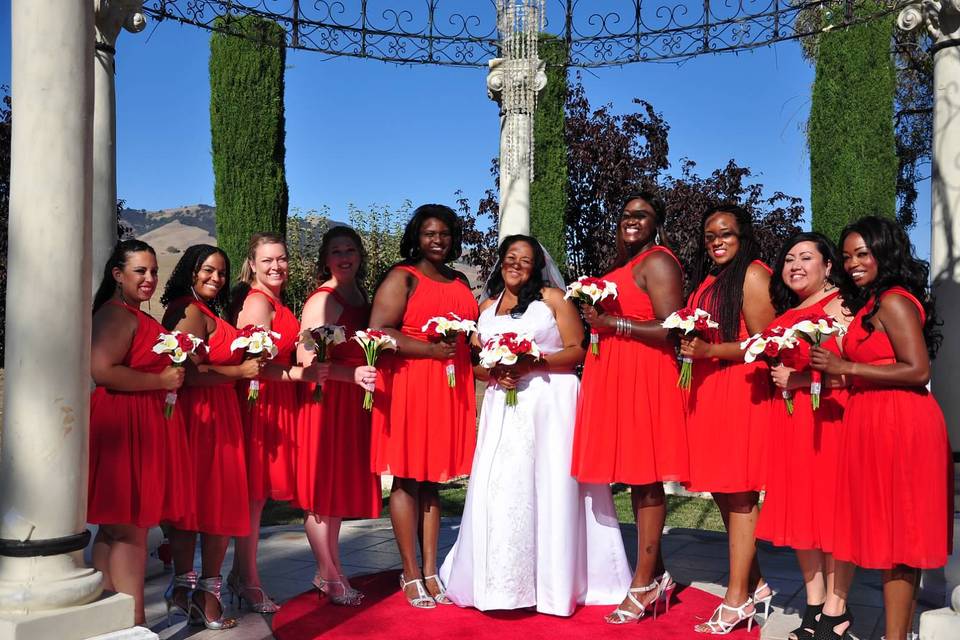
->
xmin=486 ymin=57 xmax=546 ymax=243
xmin=898 ymin=3 xmax=960 ymax=637
xmin=92 ymin=1 xmax=145 ymax=293
xmin=0 ymin=0 xmax=100 ymax=613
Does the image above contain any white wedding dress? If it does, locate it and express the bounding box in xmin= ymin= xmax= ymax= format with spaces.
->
xmin=439 ymin=296 xmax=631 ymax=616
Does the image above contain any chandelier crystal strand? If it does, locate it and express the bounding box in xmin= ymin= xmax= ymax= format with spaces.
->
xmin=497 ymin=0 xmax=543 ymax=179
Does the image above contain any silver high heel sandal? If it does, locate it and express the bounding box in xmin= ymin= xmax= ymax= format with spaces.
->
xmin=423 ymin=574 xmax=453 ymax=605
xmin=163 ymin=570 xmax=197 ymax=626
xmin=605 ymin=579 xmax=660 ymax=624
xmin=226 ymin=571 xmax=280 ymax=614
xmin=189 ymin=575 xmax=238 ymax=630
xmin=652 ymin=570 xmax=676 ymax=618
xmin=314 ymin=576 xmax=363 ymax=607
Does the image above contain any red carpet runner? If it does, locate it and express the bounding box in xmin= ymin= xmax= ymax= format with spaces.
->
xmin=272 ymin=570 xmax=761 ymax=640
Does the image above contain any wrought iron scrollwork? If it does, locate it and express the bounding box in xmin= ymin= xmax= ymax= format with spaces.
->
xmin=143 ymin=0 xmax=912 ymax=66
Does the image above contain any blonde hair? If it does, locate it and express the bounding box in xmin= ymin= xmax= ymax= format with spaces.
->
xmin=237 ymin=232 xmax=287 ymax=286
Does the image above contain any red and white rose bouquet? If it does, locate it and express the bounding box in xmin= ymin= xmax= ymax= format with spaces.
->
xmin=741 ymin=326 xmax=800 ymax=415
xmin=661 ymin=307 xmax=719 ymax=389
xmin=789 ymin=313 xmax=846 ymax=410
xmin=564 ymin=276 xmax=619 ymax=356
xmin=352 ymin=329 xmax=398 ymax=411
xmin=152 ymin=331 xmax=206 ymax=419
xmin=299 ymin=324 xmax=346 ymax=402
xmin=422 ymin=312 xmax=478 ymax=387
xmin=230 ymin=325 xmax=280 ymax=406
xmin=478 ymin=332 xmax=542 ymax=407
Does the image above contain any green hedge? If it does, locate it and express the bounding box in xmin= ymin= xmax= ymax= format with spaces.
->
xmin=530 ymin=35 xmax=569 ymax=269
xmin=209 ymin=15 xmax=288 ymax=272
xmin=809 ymin=6 xmax=897 ymax=241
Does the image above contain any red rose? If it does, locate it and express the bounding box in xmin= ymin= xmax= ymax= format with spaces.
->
xmin=763 ymin=341 xmax=780 ymax=358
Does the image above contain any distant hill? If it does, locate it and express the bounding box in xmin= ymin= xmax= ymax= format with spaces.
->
xmin=121 ymin=203 xmax=217 ymax=238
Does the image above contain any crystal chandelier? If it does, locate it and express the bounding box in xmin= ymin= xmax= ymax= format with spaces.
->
xmin=497 ymin=0 xmax=544 ymax=179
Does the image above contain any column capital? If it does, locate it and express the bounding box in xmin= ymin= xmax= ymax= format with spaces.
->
xmin=897 ymin=0 xmax=960 ymax=48
xmin=94 ymin=0 xmax=146 ymax=50
xmin=486 ymin=57 xmax=547 ymax=107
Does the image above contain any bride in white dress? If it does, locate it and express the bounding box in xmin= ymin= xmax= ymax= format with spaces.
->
xmin=438 ymin=235 xmax=631 ymax=617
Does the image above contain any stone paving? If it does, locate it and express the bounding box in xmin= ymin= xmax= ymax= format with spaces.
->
xmin=143 ymin=517 xmax=947 ymax=640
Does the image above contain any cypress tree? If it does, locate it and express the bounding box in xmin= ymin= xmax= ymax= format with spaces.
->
xmin=209 ymin=15 xmax=288 ymax=272
xmin=530 ymin=35 xmax=568 ymax=269
xmin=809 ymin=6 xmax=897 ymax=241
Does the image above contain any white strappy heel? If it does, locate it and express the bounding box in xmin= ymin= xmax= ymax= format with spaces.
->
xmin=695 ymin=598 xmax=756 ymax=634
xmin=399 ymin=573 xmax=436 ymax=609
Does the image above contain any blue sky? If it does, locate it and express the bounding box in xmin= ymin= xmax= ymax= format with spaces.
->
xmin=0 ymin=6 xmax=931 ymax=258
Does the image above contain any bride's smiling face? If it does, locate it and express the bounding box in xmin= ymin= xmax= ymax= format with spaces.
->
xmin=501 ymin=240 xmax=535 ymax=291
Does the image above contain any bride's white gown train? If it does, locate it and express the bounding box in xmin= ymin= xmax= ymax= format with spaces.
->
xmin=439 ymin=298 xmax=631 ymax=616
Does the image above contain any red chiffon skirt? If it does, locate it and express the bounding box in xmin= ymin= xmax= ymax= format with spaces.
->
xmin=371 ymin=352 xmax=476 ymax=482
xmin=88 ymin=387 xmax=195 ymax=529
xmin=684 ymin=359 xmax=770 ymax=493
xmin=179 ymin=385 xmax=251 ymax=535
xmin=572 ymin=336 xmax=688 ymax=484
xmin=295 ymin=380 xmax=381 ymax=519
xmin=831 ymin=387 xmax=952 ymax=569
xmin=240 ymin=379 xmax=300 ymax=502
xmin=756 ymin=387 xmax=844 ymax=551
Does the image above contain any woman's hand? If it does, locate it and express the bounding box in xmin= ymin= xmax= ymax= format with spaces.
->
xmin=810 ymin=345 xmax=850 ymax=376
xmin=581 ymin=305 xmax=615 ymax=335
xmin=353 ymin=365 xmax=377 ymax=392
xmin=679 ymin=335 xmax=712 ymax=360
xmin=238 ymin=358 xmax=263 ymax=380
xmin=303 ymin=361 xmax=331 ymax=384
xmin=769 ymin=364 xmax=795 ymax=390
xmin=429 ymin=340 xmax=458 ymax=361
xmin=159 ymin=366 xmax=186 ymax=390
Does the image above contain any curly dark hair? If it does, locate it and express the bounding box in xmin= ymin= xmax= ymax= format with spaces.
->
xmin=612 ymin=190 xmax=669 ymax=269
xmin=769 ymin=232 xmax=857 ymax=315
xmin=485 ymin=235 xmax=549 ymax=318
xmin=92 ymin=239 xmax=156 ymax=313
xmin=160 ymin=244 xmax=231 ymax=316
xmin=398 ymin=203 xmax=463 ymax=263
xmin=840 ymin=215 xmax=942 ymax=358
xmin=316 ymin=226 xmax=368 ymax=298
xmin=688 ymin=204 xmax=762 ymax=342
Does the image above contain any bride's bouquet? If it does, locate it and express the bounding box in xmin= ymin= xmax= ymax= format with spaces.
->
xmin=741 ymin=326 xmax=800 ymax=415
xmin=152 ymin=331 xmax=206 ymax=419
xmin=479 ymin=332 xmax=542 ymax=407
xmin=299 ymin=324 xmax=346 ymax=402
xmin=661 ymin=307 xmax=718 ymax=389
xmin=789 ymin=313 xmax=846 ymax=410
xmin=564 ymin=277 xmax=618 ymax=356
xmin=422 ymin=312 xmax=478 ymax=387
xmin=352 ymin=329 xmax=398 ymax=411
xmin=231 ymin=325 xmax=280 ymax=406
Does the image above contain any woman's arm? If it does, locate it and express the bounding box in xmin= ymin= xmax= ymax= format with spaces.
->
xmin=91 ymin=305 xmax=184 ymax=392
xmin=169 ymin=304 xmax=262 ymax=387
xmin=537 ymin=288 xmax=585 ymax=371
xmin=238 ymin=291 xmax=328 ymax=384
xmin=299 ymin=288 xmax=376 ymax=391
xmin=811 ymin=295 xmax=930 ymax=387
xmin=369 ymin=267 xmax=454 ymax=361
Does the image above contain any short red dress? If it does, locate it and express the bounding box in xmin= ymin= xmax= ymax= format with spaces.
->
xmin=571 ymin=246 xmax=689 ymax=485
xmin=370 ymin=265 xmax=479 ymax=482
xmin=831 ymin=287 xmax=952 ymax=569
xmin=239 ymin=288 xmax=301 ymax=502
xmin=88 ymin=301 xmax=194 ymax=529
xmin=175 ymin=299 xmax=251 ymax=536
xmin=683 ymin=261 xmax=773 ymax=493
xmin=756 ymin=292 xmax=846 ymax=551
xmin=295 ymin=287 xmax=381 ymax=519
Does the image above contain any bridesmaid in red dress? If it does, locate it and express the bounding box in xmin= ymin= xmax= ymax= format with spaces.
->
xmin=811 ymin=216 xmax=950 ymax=640
xmin=159 ymin=244 xmax=260 ymax=629
xmin=679 ymin=205 xmax=777 ymax=634
xmin=226 ymin=232 xmax=329 ymax=613
xmin=370 ymin=204 xmax=478 ymax=608
xmin=88 ymin=240 xmax=189 ymax=624
xmin=755 ymin=232 xmax=855 ymax=640
xmin=294 ymin=227 xmax=380 ymax=606
xmin=570 ymin=191 xmax=688 ymax=624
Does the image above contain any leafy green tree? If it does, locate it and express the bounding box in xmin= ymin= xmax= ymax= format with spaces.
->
xmin=209 ymin=15 xmax=288 ymax=271
xmin=349 ymin=201 xmax=410 ymax=293
xmin=285 ymin=207 xmax=331 ymax=316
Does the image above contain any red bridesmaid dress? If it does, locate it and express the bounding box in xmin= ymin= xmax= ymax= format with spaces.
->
xmin=239 ymin=289 xmax=301 ymax=502
xmin=831 ymin=287 xmax=952 ymax=569
xmin=88 ymin=301 xmax=194 ymax=529
xmin=370 ymin=265 xmax=479 ymax=482
xmin=683 ymin=261 xmax=773 ymax=493
xmin=571 ymin=246 xmax=689 ymax=485
xmin=295 ymin=288 xmax=381 ymax=518
xmin=175 ymin=299 xmax=251 ymax=536
xmin=756 ymin=292 xmax=846 ymax=551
